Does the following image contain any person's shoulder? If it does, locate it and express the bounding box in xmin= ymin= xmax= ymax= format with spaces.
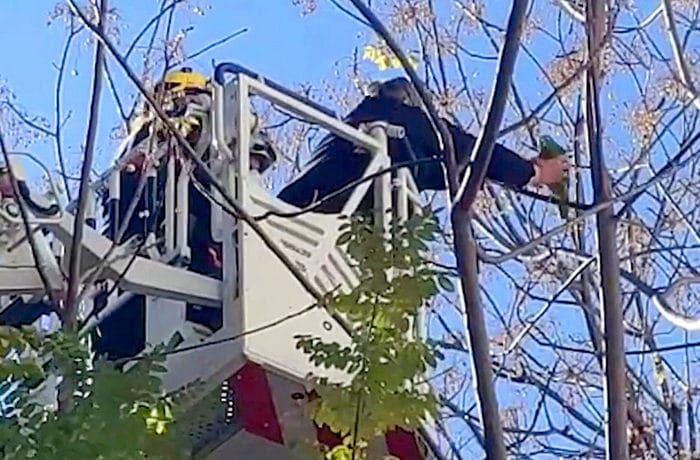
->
xmin=345 ymin=96 xmax=395 ymax=122
xmin=353 ymin=96 xmax=391 ymax=112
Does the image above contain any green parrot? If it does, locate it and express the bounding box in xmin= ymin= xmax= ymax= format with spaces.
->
xmin=538 ymin=135 xmax=569 ymax=219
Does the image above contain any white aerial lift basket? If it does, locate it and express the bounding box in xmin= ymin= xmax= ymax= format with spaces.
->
xmin=160 ymin=65 xmax=393 ymax=394
xmin=161 ymin=63 xmax=440 ymax=458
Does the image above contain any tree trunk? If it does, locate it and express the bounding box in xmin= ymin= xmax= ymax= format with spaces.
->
xmin=584 ymin=1 xmax=629 ymax=458
xmin=450 ymin=210 xmax=508 ymax=460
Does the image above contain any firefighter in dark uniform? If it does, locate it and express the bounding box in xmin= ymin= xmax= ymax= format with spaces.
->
xmin=278 ymin=77 xmax=568 ymax=212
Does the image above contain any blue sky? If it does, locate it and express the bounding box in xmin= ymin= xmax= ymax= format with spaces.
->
xmin=0 ymin=1 xmax=363 ymax=96
xmin=0 ymin=0 xmax=374 ymax=173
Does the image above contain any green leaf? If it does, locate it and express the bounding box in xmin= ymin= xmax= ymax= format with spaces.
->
xmin=0 ymin=328 xmax=186 ymax=459
xmin=437 ymin=274 xmax=455 ymax=292
xmin=337 ymin=231 xmax=353 ymax=245
xmin=291 ymin=212 xmax=446 ymax=457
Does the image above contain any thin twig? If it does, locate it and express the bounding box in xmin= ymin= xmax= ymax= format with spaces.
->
xmin=480 ymin=136 xmax=700 ymax=264
xmin=103 ymin=61 xmax=129 ymax=125
xmin=503 ymin=257 xmax=595 ymax=356
xmin=114 ymin=301 xmax=319 ymax=366
xmin=255 ymin=157 xmax=438 ymax=220
xmin=498 ymin=30 xmax=612 ymax=138
xmin=3 ymin=103 xmax=54 ymax=137
xmin=181 ymin=28 xmax=249 ymax=63
xmin=661 ymin=0 xmax=700 ymax=110
xmin=124 ymin=0 xmax=182 ymax=60
xmin=55 ymin=22 xmax=80 ymax=202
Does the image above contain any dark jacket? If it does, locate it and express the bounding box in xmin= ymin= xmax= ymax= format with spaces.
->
xmin=277 ymin=95 xmax=535 ymax=213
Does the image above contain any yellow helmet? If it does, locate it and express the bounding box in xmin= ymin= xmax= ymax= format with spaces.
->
xmin=156 ymin=67 xmax=209 ymax=94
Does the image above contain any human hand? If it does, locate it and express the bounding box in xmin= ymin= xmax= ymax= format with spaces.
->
xmin=532 ymin=156 xmax=569 ymax=185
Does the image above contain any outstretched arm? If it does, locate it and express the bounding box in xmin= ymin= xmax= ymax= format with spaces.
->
xmin=387 ymin=101 xmax=563 ymax=191
xmin=447 ymin=122 xmax=535 ymax=189
xmin=446 ymin=120 xmax=568 ymax=189
xmin=332 ymin=96 xmax=566 ymax=194
xmin=384 ymin=102 xmax=542 ymax=191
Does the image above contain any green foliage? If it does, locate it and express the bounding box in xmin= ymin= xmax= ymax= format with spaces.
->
xmin=296 ymin=211 xmax=450 ymax=459
xmin=323 ymin=436 xmax=399 ymax=460
xmin=0 ymin=326 xmax=186 ymax=459
xmin=363 ymin=43 xmax=420 ymax=71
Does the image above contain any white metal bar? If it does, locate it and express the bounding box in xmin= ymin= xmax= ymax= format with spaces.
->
xmin=107 ymin=168 xmax=120 ymax=240
xmin=145 ymin=164 xmax=158 ymax=233
xmin=46 ymin=213 xmax=221 ymax=306
xmin=115 ymin=257 xmax=222 ymax=306
xmin=31 ymin=227 xmax=64 ymax=290
xmin=50 ymin=233 xmax=65 ymax=262
xmin=396 ymin=170 xmax=409 ymax=224
xmin=76 ymin=282 xmax=101 ymax=319
xmin=368 ymin=124 xmax=391 ymax=235
xmin=217 ymin=75 xmax=249 ymax=330
xmin=175 ymin=165 xmax=190 ymax=258
xmin=339 ymin=154 xmax=384 ymax=218
xmin=209 ymin=70 xmax=240 ymax=336
xmin=85 ymin=186 xmax=96 ymax=226
xmin=243 ymin=76 xmax=382 ymax=153
xmin=395 ymin=167 xmax=424 ymax=220
xmin=333 ymin=120 xmax=394 ymax=219
xmin=79 ymin=290 xmax=135 ymax=334
xmin=165 ymin=155 xmax=175 ymax=252
xmin=403 ymin=167 xmax=421 ymax=198
xmin=108 ymin=167 xmax=120 ymax=199
xmin=210 ymin=188 xmax=225 ymax=243
xmin=236 ymin=76 xmax=251 ymax=189
xmin=209 ymin=75 xmax=233 ymax=246
xmin=0 ymin=268 xmax=45 ymax=296
xmin=406 ymin=189 xmax=424 ymax=210
xmin=212 ymin=82 xmax=235 ymax=160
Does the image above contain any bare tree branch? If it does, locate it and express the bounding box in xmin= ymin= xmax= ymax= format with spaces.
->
xmin=54 ymin=20 xmax=80 ymax=202
xmin=584 ymin=1 xmax=628 ymax=457
xmin=124 ymin=0 xmax=183 ymax=60
xmin=2 ymin=103 xmax=54 ymax=138
xmin=452 ymin=0 xmax=529 ymax=211
xmin=179 ymin=27 xmax=249 ymax=64
xmin=64 ymin=0 xmax=107 ymax=331
xmin=661 ymin=0 xmax=700 ymax=110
